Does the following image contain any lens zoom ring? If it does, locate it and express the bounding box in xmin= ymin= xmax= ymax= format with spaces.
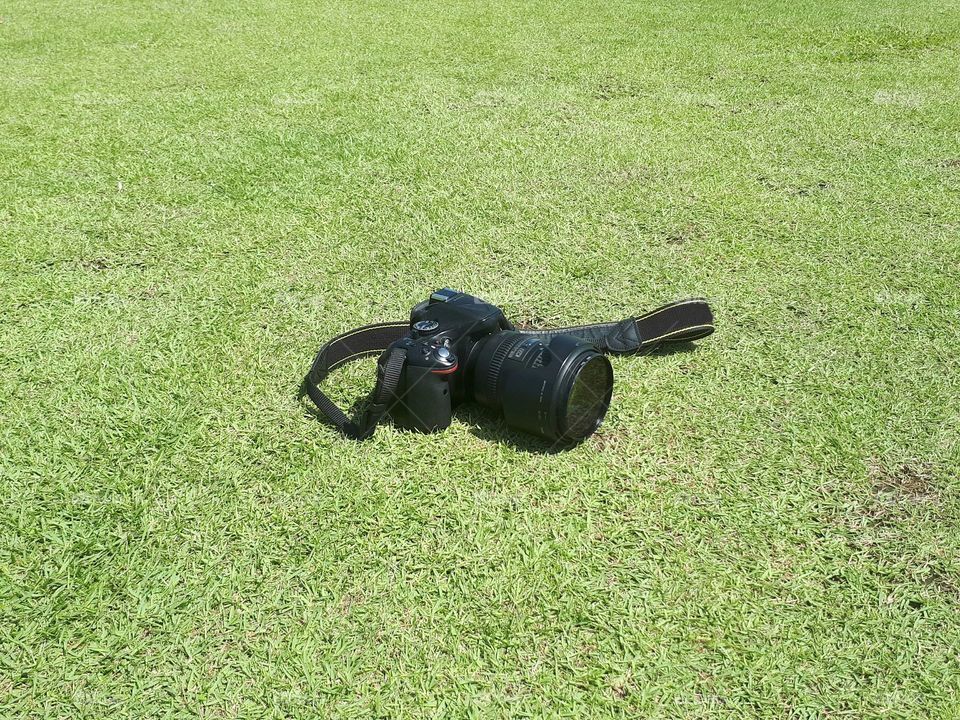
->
xmin=486 ymin=335 xmax=525 ymax=401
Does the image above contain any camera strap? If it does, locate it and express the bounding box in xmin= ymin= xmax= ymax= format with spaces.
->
xmin=302 ymin=298 xmax=714 ymax=439
xmin=515 ymin=298 xmax=715 ymax=352
xmin=301 ymin=321 xmax=411 ymax=440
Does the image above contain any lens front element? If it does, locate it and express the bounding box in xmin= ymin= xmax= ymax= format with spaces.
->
xmin=561 ymin=354 xmax=613 ymax=440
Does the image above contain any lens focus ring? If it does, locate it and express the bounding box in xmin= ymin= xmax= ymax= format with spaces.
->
xmin=485 ymin=334 xmax=525 ymax=401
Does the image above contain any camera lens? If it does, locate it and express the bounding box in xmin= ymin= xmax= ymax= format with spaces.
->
xmin=470 ymin=331 xmax=613 ymax=442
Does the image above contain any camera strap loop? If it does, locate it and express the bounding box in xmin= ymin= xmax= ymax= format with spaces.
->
xmin=302 ymin=298 xmax=714 ymax=439
xmin=300 ymin=321 xmax=409 ymax=439
xmin=354 ymin=345 xmax=407 ymax=440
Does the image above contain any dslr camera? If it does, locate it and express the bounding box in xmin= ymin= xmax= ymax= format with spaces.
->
xmin=381 ymin=289 xmax=613 ymax=442
xmin=304 ymin=288 xmax=713 ymax=443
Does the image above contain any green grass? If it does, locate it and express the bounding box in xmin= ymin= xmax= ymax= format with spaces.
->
xmin=2 ymin=0 xmax=960 ymax=716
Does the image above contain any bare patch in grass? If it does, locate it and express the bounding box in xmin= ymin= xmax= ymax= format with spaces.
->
xmin=78 ymin=256 xmax=147 ymax=272
xmin=664 ymin=224 xmax=703 ymax=245
xmin=594 ymin=77 xmax=643 ymax=100
xmin=923 ymin=564 xmax=960 ymax=599
xmin=514 ymin=312 xmax=554 ymax=330
xmin=834 ymin=459 xmax=942 ymax=541
xmin=757 ymin=176 xmax=831 ymax=196
xmin=828 ymin=459 xmax=958 ymax=605
xmin=868 ymin=459 xmax=937 ymax=503
xmin=610 ymin=679 xmax=630 ymax=699
xmin=591 ymin=430 xmax=629 ymax=453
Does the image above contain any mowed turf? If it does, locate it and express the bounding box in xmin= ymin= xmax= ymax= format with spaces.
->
xmin=2 ymin=0 xmax=959 ymax=717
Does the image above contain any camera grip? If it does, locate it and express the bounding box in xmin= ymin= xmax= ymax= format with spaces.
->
xmin=391 ymin=364 xmax=452 ymax=433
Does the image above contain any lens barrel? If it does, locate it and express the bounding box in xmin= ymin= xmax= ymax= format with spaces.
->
xmin=470 ymin=331 xmax=613 ymax=442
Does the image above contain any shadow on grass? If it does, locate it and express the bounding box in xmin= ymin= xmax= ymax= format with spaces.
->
xmin=298 ymin=342 xmax=699 ymax=453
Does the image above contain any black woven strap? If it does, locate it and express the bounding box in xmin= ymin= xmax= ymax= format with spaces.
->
xmin=303 ymin=299 xmax=714 ymax=438
xmin=301 ymin=321 xmax=409 ymax=439
xmin=516 ymin=298 xmax=714 ymax=354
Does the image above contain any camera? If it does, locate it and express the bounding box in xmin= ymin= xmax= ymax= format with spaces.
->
xmin=380 ymin=289 xmax=614 ymax=442
xmin=303 ymin=287 xmax=712 ymax=443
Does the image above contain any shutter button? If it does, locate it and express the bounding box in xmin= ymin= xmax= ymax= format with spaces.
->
xmin=435 ymin=347 xmax=452 ymax=361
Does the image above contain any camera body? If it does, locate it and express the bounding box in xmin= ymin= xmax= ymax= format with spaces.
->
xmin=380 ymin=289 xmax=613 ymax=441
xmin=381 ymin=289 xmax=510 ymax=433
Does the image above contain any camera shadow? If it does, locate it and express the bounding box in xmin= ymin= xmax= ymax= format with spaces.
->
xmin=452 ymin=405 xmax=585 ymax=454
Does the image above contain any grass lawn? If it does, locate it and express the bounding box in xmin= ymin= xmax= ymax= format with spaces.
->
xmin=2 ymin=0 xmax=960 ymax=716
